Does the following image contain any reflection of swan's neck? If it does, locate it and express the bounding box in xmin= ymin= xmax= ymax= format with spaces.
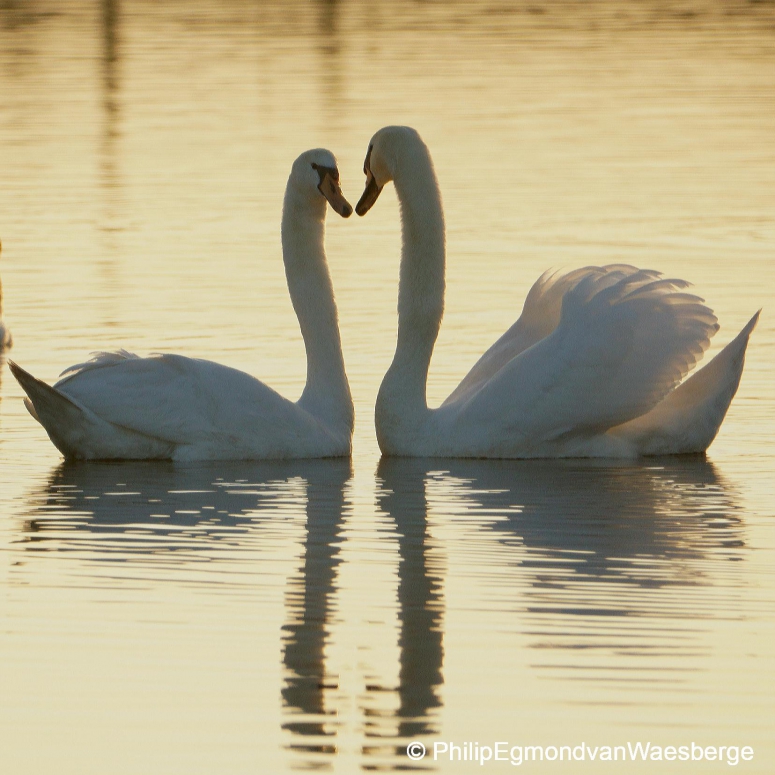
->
xmin=377 ymin=144 xmax=445 ymax=444
xmin=281 ymin=187 xmax=353 ymax=431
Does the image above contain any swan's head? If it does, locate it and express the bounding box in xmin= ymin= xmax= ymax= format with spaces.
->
xmin=290 ymin=149 xmax=352 ymax=218
xmin=355 ymin=126 xmax=426 ymax=216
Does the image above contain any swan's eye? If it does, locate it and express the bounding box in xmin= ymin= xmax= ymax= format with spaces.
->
xmin=311 ymin=163 xmax=339 ymax=187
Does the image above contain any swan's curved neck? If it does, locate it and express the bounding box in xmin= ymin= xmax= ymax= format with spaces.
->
xmin=281 ymin=188 xmax=353 ymax=432
xmin=377 ymin=145 xmax=445 ymax=447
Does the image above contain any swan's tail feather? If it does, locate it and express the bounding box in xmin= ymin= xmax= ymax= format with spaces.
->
xmin=9 ymin=360 xmax=176 ymax=460
xmin=9 ymin=361 xmax=82 ymax=424
xmin=8 ymin=361 xmax=93 ymax=455
xmin=612 ymin=310 xmax=760 ymax=454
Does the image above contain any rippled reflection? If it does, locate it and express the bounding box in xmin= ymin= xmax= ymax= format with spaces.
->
xmin=280 ymin=459 xmax=348 ymax=748
xmin=275 ymin=457 xmax=448 ymax=769
xmin=441 ymin=456 xmax=743 ymax=576
xmin=9 ymin=452 xmax=756 ymax=771
xmin=22 ymin=459 xmax=350 ymax=576
xmin=376 ymin=458 xmax=745 ymax=717
xmin=376 ymin=459 xmax=445 ymax=740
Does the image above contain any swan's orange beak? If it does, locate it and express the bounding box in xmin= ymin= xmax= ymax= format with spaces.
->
xmin=355 ymin=145 xmax=384 ymax=216
xmin=320 ymin=176 xmax=353 ymax=218
xmin=313 ymin=163 xmax=352 ymax=218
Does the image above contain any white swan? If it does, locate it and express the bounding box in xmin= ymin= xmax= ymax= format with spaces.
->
xmin=10 ymin=149 xmax=355 ymax=461
xmin=355 ymin=126 xmax=759 ymax=458
xmin=0 ymin=240 xmax=12 ymax=350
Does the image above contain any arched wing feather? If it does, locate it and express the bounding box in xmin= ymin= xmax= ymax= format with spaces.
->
xmin=454 ymin=269 xmax=719 ymax=447
xmin=443 ymin=265 xmax=643 ymax=405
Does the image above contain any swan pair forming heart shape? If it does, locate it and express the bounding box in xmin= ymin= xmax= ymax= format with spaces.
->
xmin=9 ymin=126 xmax=759 ymax=461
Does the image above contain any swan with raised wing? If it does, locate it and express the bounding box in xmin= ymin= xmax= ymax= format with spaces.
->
xmin=355 ymin=126 xmax=759 ymax=458
xmin=10 ymin=149 xmax=354 ymax=460
xmin=0 ymin=240 xmax=12 ymax=350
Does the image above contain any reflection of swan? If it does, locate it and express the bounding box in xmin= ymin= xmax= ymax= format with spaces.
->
xmin=376 ymin=457 xmax=744 ymax=684
xmin=355 ymin=126 xmax=759 ymax=458
xmin=24 ymin=458 xmax=350 ymax=566
xmin=10 ymin=150 xmax=354 ymax=461
xmin=0 ymin=240 xmax=11 ymax=350
xmin=281 ymin=457 xmax=350 ymax=738
xmin=408 ymin=456 xmax=743 ymax=582
xmin=25 ymin=456 xmax=354 ymax=766
xmin=375 ymin=458 xmax=444 ymax=738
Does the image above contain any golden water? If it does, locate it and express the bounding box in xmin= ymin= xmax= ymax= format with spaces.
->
xmin=1 ymin=2 xmax=774 ymax=772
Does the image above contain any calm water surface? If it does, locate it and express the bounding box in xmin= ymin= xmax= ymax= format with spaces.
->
xmin=1 ymin=2 xmax=774 ymax=772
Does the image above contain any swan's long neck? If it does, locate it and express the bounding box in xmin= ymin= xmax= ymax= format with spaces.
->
xmin=377 ymin=144 xmax=445 ymax=448
xmin=281 ymin=188 xmax=353 ymax=433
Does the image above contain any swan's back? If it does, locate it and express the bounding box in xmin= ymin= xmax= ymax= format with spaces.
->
xmin=54 ymin=352 xmax=348 ymax=459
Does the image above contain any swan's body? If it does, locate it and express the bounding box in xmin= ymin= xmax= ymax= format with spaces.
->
xmin=356 ymin=126 xmax=759 ymax=459
xmin=0 ymin=240 xmax=12 ymax=350
xmin=10 ymin=149 xmax=354 ymax=461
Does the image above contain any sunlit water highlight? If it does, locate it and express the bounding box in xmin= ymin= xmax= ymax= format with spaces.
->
xmin=1 ymin=2 xmax=774 ymax=773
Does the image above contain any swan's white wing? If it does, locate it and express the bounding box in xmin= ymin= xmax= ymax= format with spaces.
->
xmin=444 ymin=265 xmax=645 ymax=406
xmin=453 ymin=269 xmax=719 ymax=448
xmin=56 ymin=351 xmax=316 ymax=447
